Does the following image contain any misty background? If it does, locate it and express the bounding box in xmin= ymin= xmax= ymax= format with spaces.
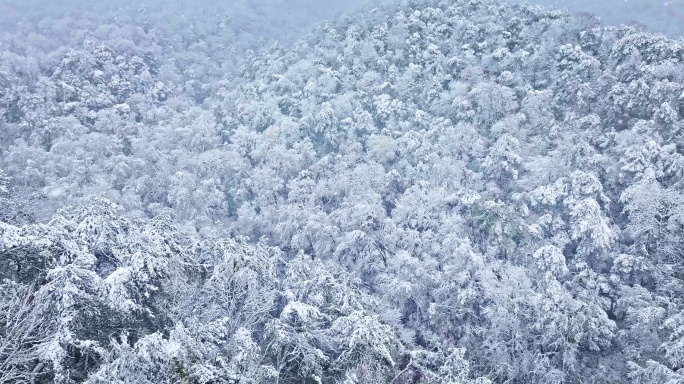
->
xmin=1 ymin=0 xmax=682 ymax=43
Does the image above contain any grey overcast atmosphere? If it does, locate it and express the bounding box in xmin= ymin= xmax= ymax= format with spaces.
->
xmin=1 ymin=1 xmax=684 ymax=383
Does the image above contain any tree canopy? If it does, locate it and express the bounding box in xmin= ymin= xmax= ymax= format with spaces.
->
xmin=1 ymin=0 xmax=684 ymax=382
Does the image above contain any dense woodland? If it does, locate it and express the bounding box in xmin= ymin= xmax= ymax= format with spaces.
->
xmin=2 ymin=0 xmax=684 ymax=383
xmin=503 ymin=0 xmax=684 ymax=38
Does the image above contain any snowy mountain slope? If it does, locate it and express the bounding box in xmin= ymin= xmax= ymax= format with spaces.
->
xmin=1 ymin=0 xmax=684 ymax=382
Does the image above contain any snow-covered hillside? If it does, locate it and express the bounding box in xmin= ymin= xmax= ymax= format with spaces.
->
xmin=1 ymin=0 xmax=684 ymax=383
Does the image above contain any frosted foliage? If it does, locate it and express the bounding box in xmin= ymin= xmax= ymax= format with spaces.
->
xmin=567 ymin=198 xmax=616 ymax=255
xmin=1 ymin=0 xmax=684 ymax=383
xmin=533 ymin=245 xmax=568 ymax=277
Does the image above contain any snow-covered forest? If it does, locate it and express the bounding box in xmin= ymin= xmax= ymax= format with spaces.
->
xmin=503 ymin=0 xmax=684 ymax=38
xmin=1 ymin=0 xmax=684 ymax=383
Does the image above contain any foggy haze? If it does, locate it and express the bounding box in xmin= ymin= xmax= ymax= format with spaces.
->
xmin=1 ymin=0 xmax=682 ymax=41
xmin=2 ymin=0 xmax=684 ymax=383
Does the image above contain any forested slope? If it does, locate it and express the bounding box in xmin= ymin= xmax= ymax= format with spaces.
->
xmin=2 ymin=0 xmax=684 ymax=383
xmin=502 ymin=0 xmax=684 ymax=38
